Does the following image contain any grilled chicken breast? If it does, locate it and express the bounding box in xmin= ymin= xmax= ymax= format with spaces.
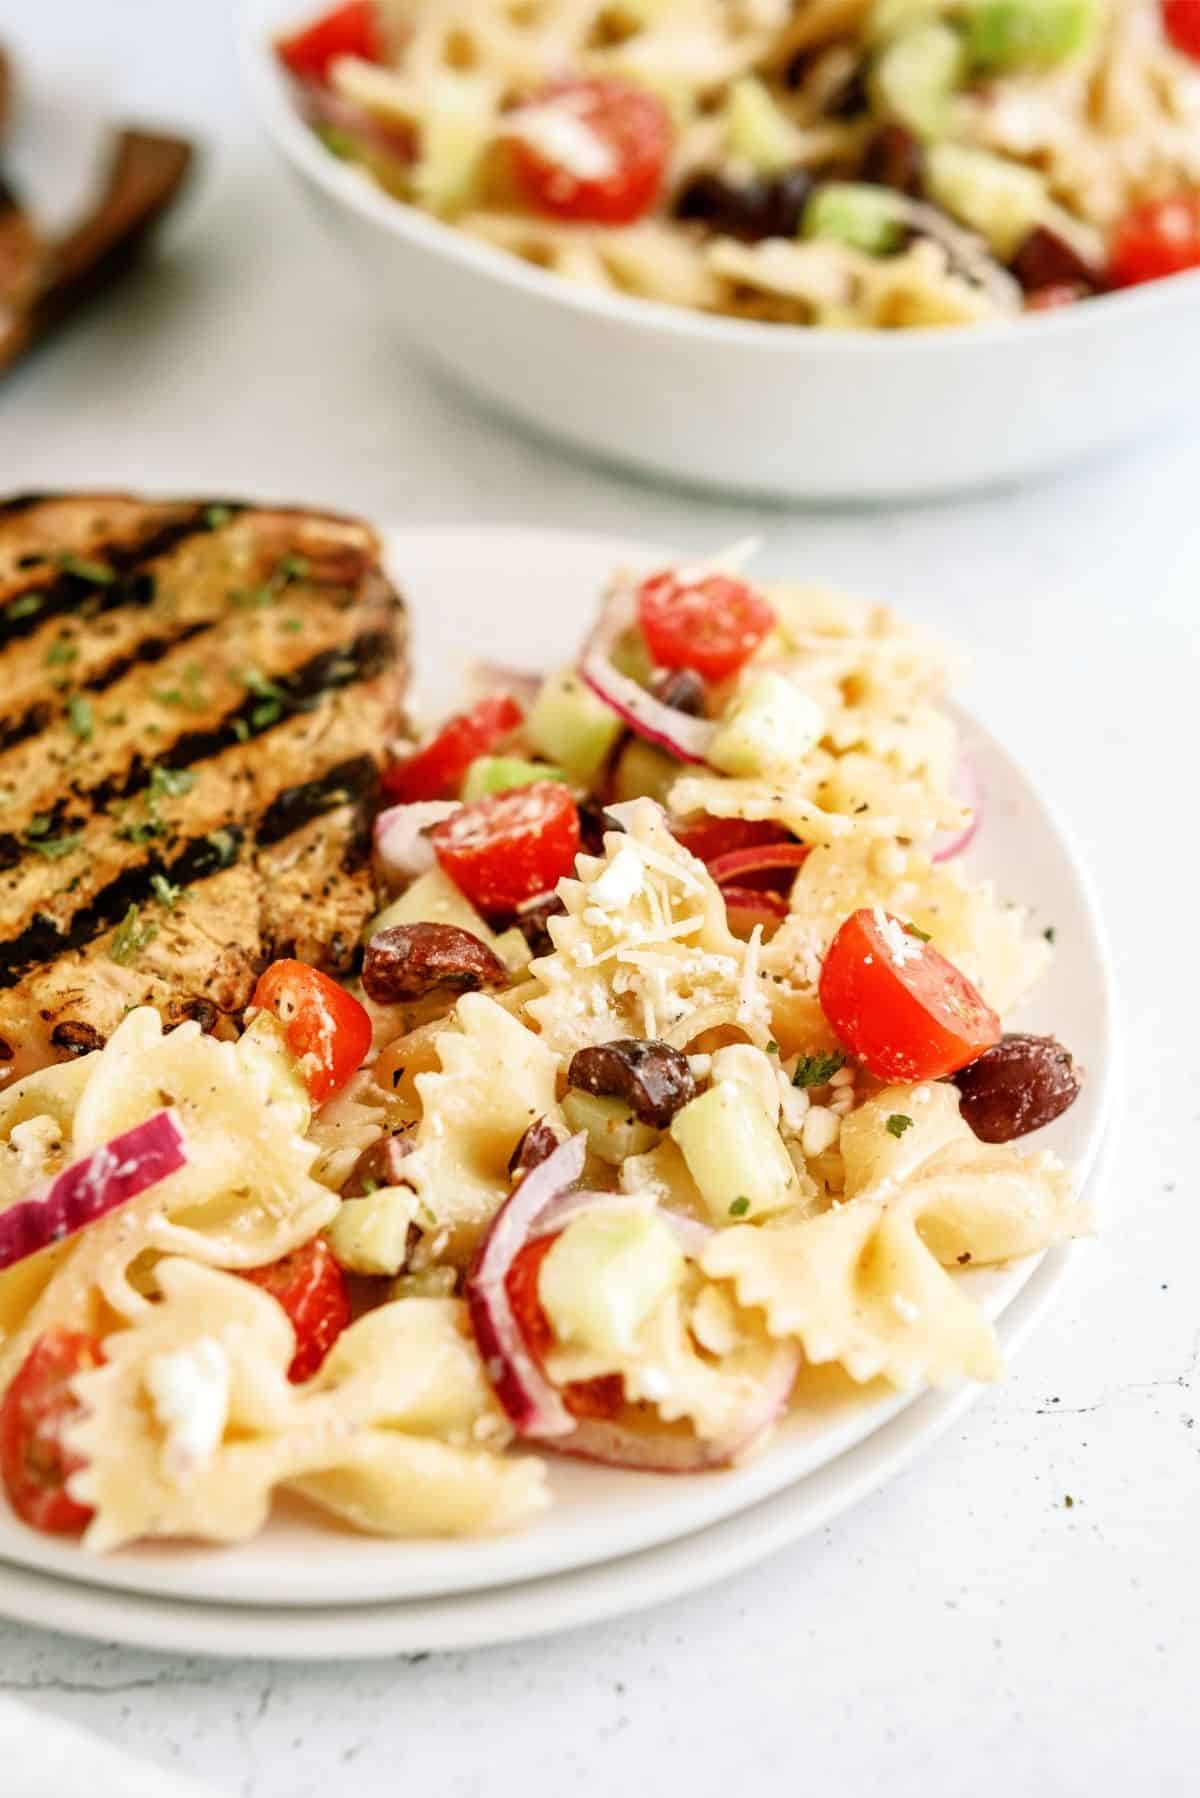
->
xmin=0 ymin=493 xmax=407 ymax=1085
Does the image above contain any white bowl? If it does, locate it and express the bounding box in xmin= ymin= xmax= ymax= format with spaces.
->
xmin=242 ymin=0 xmax=1200 ymax=503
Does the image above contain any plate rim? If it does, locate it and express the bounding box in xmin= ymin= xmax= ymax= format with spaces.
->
xmin=0 ymin=524 xmax=1115 ymax=1611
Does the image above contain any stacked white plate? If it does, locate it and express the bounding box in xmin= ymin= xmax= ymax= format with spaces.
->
xmin=0 ymin=529 xmax=1115 ymax=1659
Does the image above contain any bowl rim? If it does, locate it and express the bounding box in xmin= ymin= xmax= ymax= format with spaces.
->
xmin=240 ymin=0 xmax=1200 ymax=358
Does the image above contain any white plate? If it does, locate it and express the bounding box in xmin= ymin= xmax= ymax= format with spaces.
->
xmin=0 ymin=1116 xmax=1116 ymax=1659
xmin=0 ymin=527 xmax=1114 ymax=1615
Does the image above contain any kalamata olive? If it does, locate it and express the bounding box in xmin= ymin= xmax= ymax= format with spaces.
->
xmin=567 ymin=1039 xmax=696 ymax=1129
xmin=362 ymin=922 xmax=509 ymax=1004
xmin=514 ymin=893 xmax=567 ymax=955
xmin=650 ymin=667 xmax=708 ymax=716
xmin=1011 ymin=225 xmax=1101 ymax=294
xmin=508 ymin=1116 xmax=565 ymax=1179
xmin=578 ymin=800 xmax=619 ymax=857
xmin=342 ymin=1134 xmax=413 ymax=1197
xmin=952 ymin=1033 xmax=1081 ymax=1143
xmin=674 ymin=166 xmax=815 ymax=242
xmin=861 ymin=122 xmax=924 ymax=197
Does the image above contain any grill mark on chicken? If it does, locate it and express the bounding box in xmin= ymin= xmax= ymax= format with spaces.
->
xmin=0 ymin=494 xmax=407 ymax=1084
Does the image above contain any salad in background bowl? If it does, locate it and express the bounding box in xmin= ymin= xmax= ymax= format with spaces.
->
xmin=243 ymin=0 xmax=1200 ymax=501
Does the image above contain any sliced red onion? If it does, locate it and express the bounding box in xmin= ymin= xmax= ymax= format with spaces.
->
xmin=706 ymin=843 xmax=811 ymax=885
xmin=303 ymin=85 xmax=417 ymax=165
xmin=0 ymin=1110 xmax=187 ymax=1273
xmin=374 ymin=801 xmax=461 ymax=886
xmin=557 ymin=1342 xmax=801 ymax=1473
xmin=580 ymin=585 xmax=717 ymax=766
xmin=465 ymin=1133 xmax=587 ymax=1439
xmin=532 ymin=1187 xmax=714 ymax=1261
xmin=720 ymin=885 xmax=789 ymax=933
xmin=931 ymin=760 xmax=981 ymax=863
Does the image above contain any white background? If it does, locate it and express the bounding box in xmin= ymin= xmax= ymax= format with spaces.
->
xmin=0 ymin=2 xmax=1197 ymax=1793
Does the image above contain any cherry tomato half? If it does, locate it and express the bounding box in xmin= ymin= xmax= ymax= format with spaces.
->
xmin=1109 ymin=191 xmax=1200 ymax=288
xmin=383 ymin=693 xmax=524 ymax=804
xmin=0 ymin=1329 xmax=103 ymax=1534
xmin=818 ymin=907 xmax=1001 ymax=1082
xmin=250 ymin=960 xmax=373 ymax=1106
xmin=636 ymin=569 xmax=776 ymax=683
xmin=242 ymin=1238 xmax=351 ymax=1383
xmin=433 ymin=780 xmax=580 ymax=915
xmin=277 ymin=0 xmax=382 ymax=84
xmin=506 ymin=1234 xmax=624 ymax=1420
xmin=1163 ymin=0 xmax=1200 ymax=61
xmin=508 ymin=78 xmax=672 ymax=226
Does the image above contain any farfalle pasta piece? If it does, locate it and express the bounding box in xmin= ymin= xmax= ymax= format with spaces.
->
xmin=703 ymin=1082 xmax=1088 ymax=1391
xmin=66 ymin=1260 xmax=546 ymax=1549
xmin=764 ymin=838 xmax=1050 ymax=1013
xmin=0 ymin=1009 xmax=337 ymax=1388
xmin=401 ymin=992 xmax=565 ymax=1265
xmin=527 ymin=798 xmax=781 ymax=1053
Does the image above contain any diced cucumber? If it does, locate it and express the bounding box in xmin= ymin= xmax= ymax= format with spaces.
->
xmin=561 ymin=1089 xmax=660 ymax=1165
xmin=236 ymin=1013 xmax=311 ymax=1131
xmin=327 ymin=1188 xmax=418 ymax=1276
xmin=869 ymin=21 xmax=967 ymax=138
xmin=724 ymin=76 xmax=801 ymax=176
xmin=924 ymin=141 xmax=1047 ymax=258
xmin=961 ymin=0 xmax=1097 ymax=70
xmin=608 ymin=736 xmax=681 ymax=806
xmin=670 ymin=1079 xmax=800 ymax=1224
xmin=369 ymin=867 xmax=496 ymax=942
xmin=526 ymin=668 xmax=623 ymax=786
xmin=411 ymin=74 xmax=494 ymax=215
xmin=709 ymin=672 xmax=823 ymax=778
xmin=461 ymin=756 xmax=565 ymax=801
xmin=804 ymin=183 xmax=907 ymax=256
xmin=539 ymin=1210 xmax=684 ymax=1357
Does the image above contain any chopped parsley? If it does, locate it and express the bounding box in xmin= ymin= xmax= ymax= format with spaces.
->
xmin=117 ymin=816 xmax=164 ymax=845
xmin=109 ymin=904 xmax=158 ymax=965
xmin=8 ymin=592 xmax=44 ymax=619
xmin=24 ymin=814 xmax=52 ymax=839
xmin=765 ymin=1040 xmax=779 ymax=1055
xmin=251 ymin=699 xmax=283 ymax=730
xmin=282 ymin=616 xmax=304 ymax=633
xmin=905 ymin=923 xmax=931 ymax=943
xmin=276 ymin=553 xmax=309 ymax=582
xmin=728 ymin=1196 xmax=751 ymax=1217
xmin=57 ymin=553 xmax=115 ymax=585
xmin=28 ymin=831 xmax=81 ymax=860
xmin=204 ymin=503 xmax=233 ymax=530
xmin=206 ymin=827 xmax=238 ymax=866
xmin=232 ymin=718 xmax=250 ymax=742
xmin=150 ymin=873 xmax=183 ymax=910
xmin=886 ymin=1113 xmax=914 ymax=1139
xmin=792 ymin=1050 xmax=846 ymax=1089
xmin=44 ymin=638 xmax=78 ymax=667
xmin=1044 ymin=926 xmax=1056 ymax=944
xmin=241 ymin=667 xmax=286 ymax=701
xmin=66 ymin=694 xmax=94 ymax=741
xmin=148 ymin=765 xmax=196 ymax=801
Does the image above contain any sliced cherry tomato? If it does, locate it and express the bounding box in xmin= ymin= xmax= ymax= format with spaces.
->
xmin=250 ymin=960 xmax=372 ymax=1106
xmin=242 ymin=1238 xmax=351 ymax=1383
xmin=508 ymin=78 xmax=672 ymax=226
xmin=636 ymin=570 xmax=776 ymax=683
xmin=818 ymin=907 xmax=1001 ymax=1082
xmin=672 ymin=816 xmax=792 ymax=864
xmin=0 ymin=1329 xmax=103 ymax=1534
xmin=383 ymin=693 xmax=524 ymax=804
xmin=432 ymin=781 xmax=580 ymax=915
xmin=1163 ymin=0 xmax=1200 ymax=61
xmin=506 ymin=1234 xmax=624 ymax=1420
xmin=277 ymin=0 xmax=381 ymax=84
xmin=1109 ymin=191 xmax=1200 ymax=288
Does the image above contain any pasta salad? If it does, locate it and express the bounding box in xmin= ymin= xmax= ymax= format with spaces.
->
xmin=0 ymin=554 xmax=1089 ymax=1551
xmin=274 ymin=0 xmax=1200 ymax=328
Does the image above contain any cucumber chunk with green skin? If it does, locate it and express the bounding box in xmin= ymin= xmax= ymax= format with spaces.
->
xmin=709 ymin=672 xmax=824 ymax=779
xmin=461 ymin=755 xmax=566 ymax=801
xmin=561 ymin=1090 xmax=660 ymax=1165
xmin=804 ymin=183 xmax=907 ymax=255
xmin=724 ymin=75 xmax=801 ymax=175
xmin=924 ymin=141 xmax=1047 ymax=257
xmin=608 ymin=736 xmax=681 ymax=806
xmin=539 ymin=1211 xmax=685 ymax=1358
xmin=869 ymin=21 xmax=968 ymax=139
xmin=962 ymin=0 xmax=1097 ymax=70
xmin=670 ymin=1080 xmax=800 ymax=1224
xmin=526 ymin=668 xmax=623 ymax=785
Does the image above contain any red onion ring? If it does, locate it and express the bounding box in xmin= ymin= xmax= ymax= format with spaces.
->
xmin=706 ymin=843 xmax=811 ymax=885
xmin=374 ymin=801 xmax=461 ymax=887
xmin=465 ymin=1133 xmax=588 ymax=1439
xmin=580 ymin=584 xmax=717 ymax=766
xmin=720 ymin=886 xmax=789 ymax=933
xmin=303 ymin=86 xmax=417 ymax=164
xmin=556 ymin=1342 xmax=801 ymax=1473
xmin=931 ymin=760 xmax=981 ymax=863
xmin=0 ymin=1110 xmax=187 ymax=1273
xmin=533 ymin=1188 xmax=714 ymax=1261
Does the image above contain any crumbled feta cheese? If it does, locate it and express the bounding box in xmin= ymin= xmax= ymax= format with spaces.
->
xmin=145 ymin=1338 xmax=230 ymax=1484
xmin=589 ymin=843 xmax=646 ymax=909
xmin=872 ymin=904 xmax=923 ymax=968
xmin=778 ymin=1071 xmax=811 ymax=1135
xmin=801 ymin=1105 xmax=840 ymax=1158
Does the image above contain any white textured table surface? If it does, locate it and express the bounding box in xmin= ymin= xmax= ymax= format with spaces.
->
xmin=0 ymin=3 xmax=1197 ymax=1794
